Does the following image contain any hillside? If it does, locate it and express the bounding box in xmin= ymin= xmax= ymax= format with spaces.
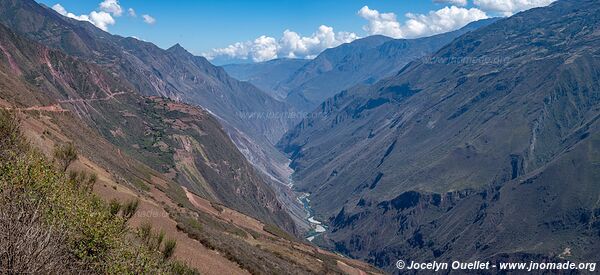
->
xmin=0 ymin=20 xmax=295 ymax=233
xmin=0 ymin=0 xmax=298 ymax=189
xmin=279 ymin=0 xmax=600 ymax=271
xmin=0 ymin=17 xmax=383 ymax=275
xmin=0 ymin=110 xmax=198 ymax=274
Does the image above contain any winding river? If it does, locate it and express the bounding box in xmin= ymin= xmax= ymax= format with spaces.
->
xmin=297 ymin=193 xmax=328 ymax=241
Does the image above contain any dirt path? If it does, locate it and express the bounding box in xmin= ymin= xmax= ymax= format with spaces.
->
xmin=2 ymin=104 xmax=68 ymax=113
xmin=58 ymin=92 xmax=126 ymax=103
xmin=1 ymin=92 xmax=127 ymax=113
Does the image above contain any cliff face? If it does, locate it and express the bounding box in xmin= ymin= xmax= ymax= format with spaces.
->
xmin=279 ymin=0 xmax=600 ymax=271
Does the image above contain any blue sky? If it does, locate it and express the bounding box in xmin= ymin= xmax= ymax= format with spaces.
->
xmin=38 ymin=0 xmax=556 ymax=64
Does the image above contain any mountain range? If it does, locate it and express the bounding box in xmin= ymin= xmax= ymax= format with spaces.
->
xmin=0 ymin=16 xmax=295 ymax=232
xmin=0 ymin=2 xmax=385 ymax=273
xmin=223 ymin=58 xmax=309 ymax=100
xmin=0 ymin=0 xmax=299 ymax=194
xmin=279 ymin=0 xmax=600 ymax=272
xmin=224 ymin=18 xmax=499 ymax=111
xmin=2 ymin=0 xmax=599 ymax=273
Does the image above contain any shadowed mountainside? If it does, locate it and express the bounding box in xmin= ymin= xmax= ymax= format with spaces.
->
xmin=279 ymin=0 xmax=600 ymax=271
xmin=223 ymin=58 xmax=309 ymax=100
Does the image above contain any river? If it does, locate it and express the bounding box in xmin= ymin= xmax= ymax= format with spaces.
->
xmin=297 ymin=193 xmax=327 ymax=242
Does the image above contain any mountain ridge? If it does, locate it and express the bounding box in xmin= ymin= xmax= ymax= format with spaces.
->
xmin=0 ymin=0 xmax=302 ymax=213
xmin=223 ymin=19 xmax=499 ymax=112
xmin=0 ymin=18 xmax=296 ymax=233
xmin=278 ymin=0 xmax=600 ymax=271
xmin=0 ymin=17 xmax=384 ymax=274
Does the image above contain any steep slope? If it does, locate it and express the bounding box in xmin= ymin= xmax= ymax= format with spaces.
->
xmin=0 ymin=0 xmax=298 ymax=189
xmin=0 ymin=21 xmax=294 ymax=232
xmin=0 ymin=19 xmax=383 ymax=275
xmin=223 ymin=58 xmax=309 ymax=100
xmin=279 ymin=0 xmax=600 ymax=271
xmin=278 ymin=19 xmax=497 ymax=110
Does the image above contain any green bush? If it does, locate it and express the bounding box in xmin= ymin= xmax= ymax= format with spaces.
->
xmin=138 ymin=222 xmax=153 ymax=243
xmin=53 ymin=142 xmax=78 ymax=172
xmin=0 ymin=110 xmax=198 ymax=274
xmin=68 ymin=170 xmax=97 ymax=193
xmin=162 ymin=239 xmax=177 ymax=260
xmin=156 ymin=230 xmax=166 ymax=251
xmin=109 ymin=199 xmax=122 ymax=217
xmin=122 ymin=199 xmax=140 ymax=220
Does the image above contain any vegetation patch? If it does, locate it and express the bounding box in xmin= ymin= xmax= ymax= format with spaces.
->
xmin=0 ymin=110 xmax=197 ymax=274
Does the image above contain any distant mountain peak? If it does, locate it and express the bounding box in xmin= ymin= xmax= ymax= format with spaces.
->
xmin=167 ymin=43 xmax=191 ymax=56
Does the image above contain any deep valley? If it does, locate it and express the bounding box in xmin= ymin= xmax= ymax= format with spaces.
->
xmin=1 ymin=0 xmax=599 ymax=274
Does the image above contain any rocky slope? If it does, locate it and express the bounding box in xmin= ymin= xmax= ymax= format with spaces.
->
xmin=279 ymin=0 xmax=600 ymax=272
xmin=0 ymin=17 xmax=384 ymax=275
xmin=0 ymin=21 xmax=294 ymax=233
xmin=0 ymin=0 xmax=298 ymax=190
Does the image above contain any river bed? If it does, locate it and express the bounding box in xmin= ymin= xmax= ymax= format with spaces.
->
xmin=297 ymin=193 xmax=328 ymax=242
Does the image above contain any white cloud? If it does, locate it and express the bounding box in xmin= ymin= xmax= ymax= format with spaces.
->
xmin=99 ymin=0 xmax=122 ymax=16
xmin=52 ymin=1 xmax=156 ymax=31
xmin=142 ymin=14 xmax=156 ymax=25
xmin=51 ymin=3 xmax=68 ymax=16
xmin=357 ymin=6 xmax=402 ymax=38
xmin=358 ymin=5 xmax=488 ymax=39
xmin=434 ymin=0 xmax=468 ymax=6
xmin=473 ymin=0 xmax=556 ymax=16
xmin=52 ymin=4 xmax=115 ymax=31
xmin=88 ymin=11 xmax=116 ymax=31
xmin=204 ymin=25 xmax=359 ymax=62
xmin=251 ymin=36 xmax=279 ymax=62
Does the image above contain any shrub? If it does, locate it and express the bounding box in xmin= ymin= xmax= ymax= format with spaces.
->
xmin=162 ymin=239 xmax=177 ymax=260
xmin=68 ymin=170 xmax=97 ymax=193
xmin=0 ymin=111 xmax=198 ymax=274
xmin=156 ymin=230 xmax=166 ymax=251
xmin=108 ymin=200 xmax=122 ymax=217
xmin=0 ymin=110 xmax=27 ymax=161
xmin=138 ymin=222 xmax=153 ymax=243
xmin=122 ymin=199 xmax=140 ymax=220
xmin=53 ymin=142 xmax=78 ymax=172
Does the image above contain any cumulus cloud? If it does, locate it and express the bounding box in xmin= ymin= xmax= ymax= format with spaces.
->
xmin=142 ymin=14 xmax=156 ymax=25
xmin=51 ymin=3 xmax=68 ymax=16
xmin=52 ymin=1 xmax=154 ymax=31
xmin=434 ymin=0 xmax=468 ymax=6
xmin=52 ymin=4 xmax=115 ymax=31
xmin=473 ymin=0 xmax=556 ymax=16
xmin=99 ymin=0 xmax=122 ymax=16
xmin=204 ymin=25 xmax=359 ymax=62
xmin=199 ymin=0 xmax=557 ymax=63
xmin=358 ymin=5 xmax=488 ymax=39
